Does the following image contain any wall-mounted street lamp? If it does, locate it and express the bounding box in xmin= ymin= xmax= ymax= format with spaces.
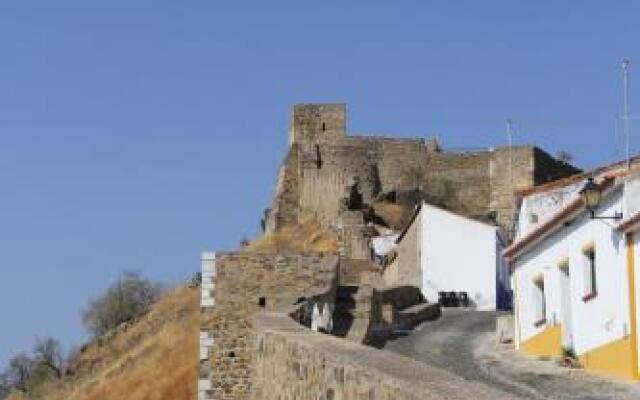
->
xmin=579 ymin=177 xmax=623 ymax=220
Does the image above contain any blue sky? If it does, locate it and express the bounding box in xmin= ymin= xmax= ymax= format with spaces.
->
xmin=0 ymin=1 xmax=638 ymax=366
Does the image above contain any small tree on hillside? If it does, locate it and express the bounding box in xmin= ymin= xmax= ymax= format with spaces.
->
xmin=6 ymin=354 xmax=33 ymax=393
xmin=33 ymin=338 xmax=63 ymax=379
xmin=0 ymin=373 xmax=11 ymax=399
xmin=82 ymin=271 xmax=162 ymax=338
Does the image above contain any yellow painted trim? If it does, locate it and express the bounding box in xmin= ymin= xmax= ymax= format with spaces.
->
xmin=626 ymin=233 xmax=639 ymax=379
xmin=514 ymin=274 xmax=521 ymax=346
xmin=582 ymin=241 xmax=595 ymax=254
xmin=520 ymin=325 xmax=562 ymax=358
xmin=579 ymin=336 xmax=638 ymax=380
xmin=574 ymin=236 xmax=639 ymax=381
xmin=557 ymin=257 xmax=569 ymax=269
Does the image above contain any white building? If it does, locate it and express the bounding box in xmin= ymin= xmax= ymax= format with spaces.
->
xmin=504 ymin=169 xmax=640 ymax=380
xmin=371 ymin=233 xmax=399 ymax=265
xmin=383 ymin=202 xmax=510 ymax=311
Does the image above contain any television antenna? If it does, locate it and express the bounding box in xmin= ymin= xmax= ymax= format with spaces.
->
xmin=622 ymin=58 xmax=631 ymax=169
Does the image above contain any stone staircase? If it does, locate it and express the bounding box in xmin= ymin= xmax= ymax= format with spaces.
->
xmin=339 ymin=258 xmax=375 ymax=286
xmin=332 ymin=283 xmax=441 ymax=347
xmin=395 ymin=303 xmax=441 ymax=331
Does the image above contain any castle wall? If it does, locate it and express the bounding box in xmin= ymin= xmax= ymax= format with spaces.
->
xmin=488 ymin=146 xmax=579 ymax=237
xmin=199 ymin=104 xmax=581 ymax=400
xmin=250 ymin=312 xmax=525 ymax=400
xmin=300 ymin=138 xmax=381 ymax=200
xmin=489 ymin=147 xmax=536 ymax=236
xmin=289 ymin=103 xmax=346 ymax=145
xmin=296 ymin=137 xmax=433 ymax=226
xmin=424 ymin=151 xmax=493 ymax=217
xmin=337 ymin=210 xmax=377 ymax=285
xmin=375 ymin=137 xmax=429 ymax=194
xmin=265 ymin=145 xmax=301 ymax=233
xmin=199 ymin=252 xmax=338 ymax=400
xmin=269 ymin=104 xmax=580 ymax=240
xmin=299 ymin=168 xmax=349 ymax=225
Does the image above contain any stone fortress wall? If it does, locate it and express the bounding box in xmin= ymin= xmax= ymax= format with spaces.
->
xmin=267 ymin=104 xmax=579 ymax=237
xmin=198 ymin=251 xmax=339 ymax=400
xmin=200 ymin=251 xmax=522 ymax=400
xmin=200 ymin=103 xmax=578 ymax=399
xmin=250 ymin=312 xmax=523 ymax=400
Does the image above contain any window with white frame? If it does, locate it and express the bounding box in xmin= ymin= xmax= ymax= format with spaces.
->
xmin=582 ymin=245 xmax=597 ymax=301
xmin=532 ymin=275 xmax=546 ymax=326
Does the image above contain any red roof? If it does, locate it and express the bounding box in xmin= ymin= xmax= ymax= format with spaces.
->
xmin=616 ymin=211 xmax=640 ymax=233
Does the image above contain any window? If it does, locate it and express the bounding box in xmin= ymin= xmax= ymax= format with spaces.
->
xmin=532 ymin=275 xmax=546 ymax=326
xmin=583 ymin=245 xmax=597 ymax=301
xmin=322 ymin=122 xmax=326 ymax=132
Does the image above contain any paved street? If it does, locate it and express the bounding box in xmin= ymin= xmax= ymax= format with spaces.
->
xmin=384 ymin=308 xmax=640 ymax=400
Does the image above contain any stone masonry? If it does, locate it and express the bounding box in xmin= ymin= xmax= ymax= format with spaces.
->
xmin=250 ymin=312 xmax=524 ymax=400
xmin=199 ymin=251 xmax=339 ymax=400
xmin=198 ymin=103 xmax=580 ymax=400
xmin=266 ymin=104 xmax=579 ymax=239
xmin=198 ymin=252 xmax=217 ymax=400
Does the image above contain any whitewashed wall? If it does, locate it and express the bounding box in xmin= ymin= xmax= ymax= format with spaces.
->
xmin=419 ymin=204 xmax=501 ymax=311
xmin=625 ymin=176 xmax=640 ymax=371
xmin=513 ymin=190 xmax=629 ymax=356
xmin=632 ymin=233 xmax=640 ymax=372
xmin=517 ymin=180 xmax=585 ymax=238
xmin=624 ymin=173 xmax=640 ymax=216
xmin=199 ymin=251 xmax=216 ymax=400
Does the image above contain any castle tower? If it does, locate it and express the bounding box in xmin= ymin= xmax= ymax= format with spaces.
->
xmin=288 ymin=103 xmax=346 ymax=145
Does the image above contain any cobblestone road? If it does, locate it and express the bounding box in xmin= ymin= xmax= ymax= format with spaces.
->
xmin=384 ymin=308 xmax=640 ymax=400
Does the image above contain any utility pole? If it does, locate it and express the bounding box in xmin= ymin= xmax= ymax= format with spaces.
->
xmin=507 ymin=119 xmax=514 ymax=195
xmin=507 ymin=119 xmax=515 ymax=240
xmin=622 ymin=58 xmax=631 ymax=169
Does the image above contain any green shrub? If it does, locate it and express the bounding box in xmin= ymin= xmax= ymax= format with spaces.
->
xmin=82 ymin=272 xmax=162 ymax=338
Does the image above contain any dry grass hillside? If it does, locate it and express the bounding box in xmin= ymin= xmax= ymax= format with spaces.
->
xmin=5 ymin=219 xmax=337 ymax=400
xmin=25 ymin=286 xmax=199 ymax=400
xmin=245 ymin=215 xmax=338 ymax=253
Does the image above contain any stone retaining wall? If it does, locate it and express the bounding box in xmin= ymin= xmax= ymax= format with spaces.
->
xmin=250 ymin=312 xmax=524 ymax=400
xmin=199 ymin=252 xmax=339 ymax=400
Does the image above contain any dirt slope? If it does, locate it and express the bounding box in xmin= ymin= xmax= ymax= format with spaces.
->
xmin=30 ymin=286 xmax=199 ymax=400
xmin=245 ymin=215 xmax=338 ymax=253
xmin=12 ymin=218 xmax=336 ymax=400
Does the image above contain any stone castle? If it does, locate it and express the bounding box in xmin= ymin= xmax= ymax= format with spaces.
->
xmin=266 ymin=103 xmax=578 ymax=236
xmin=198 ymin=104 xmax=580 ymax=400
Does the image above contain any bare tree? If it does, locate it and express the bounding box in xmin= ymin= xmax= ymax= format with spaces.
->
xmin=0 ymin=373 xmax=11 ymax=399
xmin=6 ymin=354 xmax=33 ymax=393
xmin=33 ymin=337 xmax=63 ymax=379
xmin=82 ymin=271 xmax=163 ymax=338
